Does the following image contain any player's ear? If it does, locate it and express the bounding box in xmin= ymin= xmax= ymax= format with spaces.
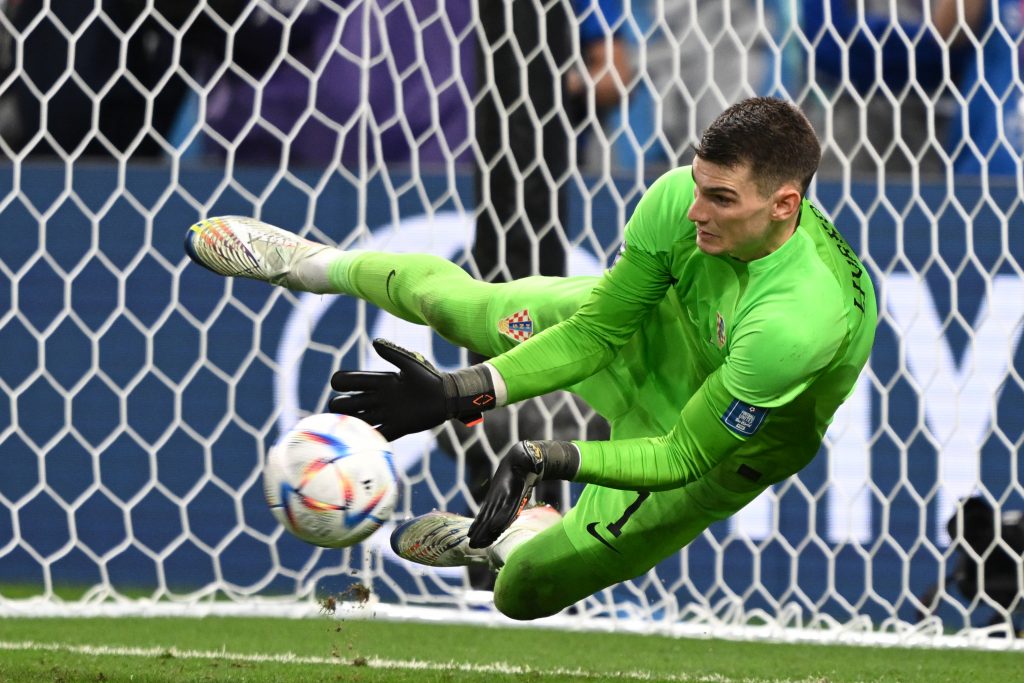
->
xmin=770 ymin=184 xmax=802 ymax=222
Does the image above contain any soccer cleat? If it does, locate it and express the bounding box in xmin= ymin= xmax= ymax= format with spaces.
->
xmin=502 ymin=503 xmax=562 ymax=535
xmin=390 ymin=511 xmax=489 ymax=567
xmin=486 ymin=503 xmax=562 ymax=568
xmin=390 ymin=504 xmax=562 ymax=569
xmin=184 ymin=215 xmax=333 ymax=291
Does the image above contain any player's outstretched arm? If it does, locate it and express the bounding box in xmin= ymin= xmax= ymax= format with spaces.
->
xmin=329 ymin=338 xmax=499 ymax=441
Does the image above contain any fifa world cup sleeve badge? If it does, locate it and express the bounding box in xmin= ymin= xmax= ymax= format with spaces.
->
xmin=721 ymin=399 xmax=769 ymax=436
xmin=498 ymin=309 xmax=534 ymax=343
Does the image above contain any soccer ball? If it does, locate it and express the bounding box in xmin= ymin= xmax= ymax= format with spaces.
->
xmin=263 ymin=413 xmax=398 ymax=548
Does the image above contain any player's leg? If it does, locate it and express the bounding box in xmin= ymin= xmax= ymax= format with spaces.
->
xmin=184 ymin=216 xmax=595 ymax=359
xmin=389 ymin=469 xmax=763 ymax=621
xmin=492 ymin=522 xmax=613 ymax=620
xmin=387 ymin=489 xmax=671 ymax=622
xmin=184 ymin=216 xmax=495 ymax=350
xmin=341 ymin=254 xmax=595 ymax=360
xmin=493 ymin=469 xmax=766 ymax=620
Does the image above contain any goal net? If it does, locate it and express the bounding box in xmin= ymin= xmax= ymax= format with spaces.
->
xmin=1 ymin=0 xmax=1023 ymax=648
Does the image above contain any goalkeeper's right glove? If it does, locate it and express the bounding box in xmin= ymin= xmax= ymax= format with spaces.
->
xmin=328 ymin=338 xmax=497 ymax=441
xmin=467 ymin=440 xmax=580 ymax=548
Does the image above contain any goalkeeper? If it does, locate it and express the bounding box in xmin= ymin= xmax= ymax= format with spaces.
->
xmin=185 ymin=97 xmax=876 ymax=620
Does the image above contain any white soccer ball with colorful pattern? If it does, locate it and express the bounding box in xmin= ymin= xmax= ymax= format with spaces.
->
xmin=263 ymin=413 xmax=398 ymax=548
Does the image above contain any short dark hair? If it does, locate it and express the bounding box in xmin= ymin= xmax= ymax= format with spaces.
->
xmin=693 ymin=97 xmax=821 ymax=197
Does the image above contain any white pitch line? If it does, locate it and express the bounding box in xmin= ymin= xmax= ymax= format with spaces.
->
xmin=0 ymin=639 xmax=801 ymax=683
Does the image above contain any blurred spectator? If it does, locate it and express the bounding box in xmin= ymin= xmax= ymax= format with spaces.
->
xmin=645 ymin=0 xmax=775 ymax=165
xmin=0 ymin=1 xmax=238 ymax=160
xmin=933 ymin=0 xmax=1022 ymax=175
xmin=802 ymin=0 xmax=954 ymax=177
xmin=803 ymin=0 xmax=1021 ymax=178
xmin=917 ymin=496 xmax=1024 ymax=628
xmin=202 ymin=0 xmax=633 ymax=171
xmin=567 ymin=0 xmax=632 ymax=112
xmin=565 ymin=0 xmax=634 ymax=165
xmin=203 ymin=0 xmax=474 ymax=169
xmin=0 ymin=0 xmax=632 ymax=169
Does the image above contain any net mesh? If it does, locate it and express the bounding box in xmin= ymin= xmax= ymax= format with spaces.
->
xmin=1 ymin=0 xmax=1022 ymax=646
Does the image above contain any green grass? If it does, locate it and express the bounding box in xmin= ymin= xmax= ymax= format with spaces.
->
xmin=0 ymin=616 xmax=1020 ymax=682
xmin=0 ymin=584 xmax=96 ymax=600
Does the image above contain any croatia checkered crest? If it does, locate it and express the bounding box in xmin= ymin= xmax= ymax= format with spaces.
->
xmin=263 ymin=413 xmax=398 ymax=548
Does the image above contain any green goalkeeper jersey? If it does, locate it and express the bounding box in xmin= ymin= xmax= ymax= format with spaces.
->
xmin=489 ymin=166 xmax=877 ymax=491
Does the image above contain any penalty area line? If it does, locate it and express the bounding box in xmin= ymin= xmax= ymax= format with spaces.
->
xmin=0 ymin=638 xmax=796 ymax=682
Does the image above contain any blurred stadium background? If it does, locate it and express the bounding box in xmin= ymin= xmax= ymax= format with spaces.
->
xmin=0 ymin=0 xmax=1022 ymax=656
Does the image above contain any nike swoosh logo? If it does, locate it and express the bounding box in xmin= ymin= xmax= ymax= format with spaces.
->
xmin=386 ymin=269 xmax=397 ymax=304
xmin=586 ymin=522 xmax=619 ymax=554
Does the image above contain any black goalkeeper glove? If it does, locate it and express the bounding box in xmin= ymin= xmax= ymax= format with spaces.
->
xmin=467 ymin=440 xmax=580 ymax=549
xmin=328 ymin=338 xmax=497 ymax=441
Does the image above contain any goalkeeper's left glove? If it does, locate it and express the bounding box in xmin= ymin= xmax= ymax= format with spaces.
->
xmin=329 ymin=338 xmax=497 ymax=441
xmin=467 ymin=440 xmax=580 ymax=549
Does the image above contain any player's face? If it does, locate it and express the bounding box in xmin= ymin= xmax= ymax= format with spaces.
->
xmin=687 ymin=157 xmax=799 ymax=262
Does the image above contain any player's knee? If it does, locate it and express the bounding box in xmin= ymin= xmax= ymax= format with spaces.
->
xmin=492 ymin=556 xmax=566 ymax=621
xmin=493 ymin=590 xmax=562 ymax=621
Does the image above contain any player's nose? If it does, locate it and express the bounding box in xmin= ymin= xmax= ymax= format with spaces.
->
xmin=687 ymin=198 xmax=708 ymax=225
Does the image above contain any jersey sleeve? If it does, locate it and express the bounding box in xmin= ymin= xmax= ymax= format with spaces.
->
xmin=489 ymin=168 xmax=693 ymax=403
xmin=574 ymin=367 xmax=743 ymax=490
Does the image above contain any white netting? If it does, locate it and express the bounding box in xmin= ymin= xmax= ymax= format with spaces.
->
xmin=0 ymin=0 xmax=1022 ymax=649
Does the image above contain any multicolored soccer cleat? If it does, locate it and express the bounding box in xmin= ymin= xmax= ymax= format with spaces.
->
xmin=390 ymin=504 xmax=562 ymax=568
xmin=390 ymin=511 xmax=489 ymax=567
xmin=184 ymin=215 xmax=331 ymax=290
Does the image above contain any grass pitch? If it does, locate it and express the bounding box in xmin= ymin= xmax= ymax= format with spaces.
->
xmin=0 ymin=615 xmax=1020 ymax=682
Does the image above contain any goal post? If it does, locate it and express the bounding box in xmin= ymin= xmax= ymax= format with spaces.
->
xmin=1 ymin=0 xmax=1023 ymax=649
